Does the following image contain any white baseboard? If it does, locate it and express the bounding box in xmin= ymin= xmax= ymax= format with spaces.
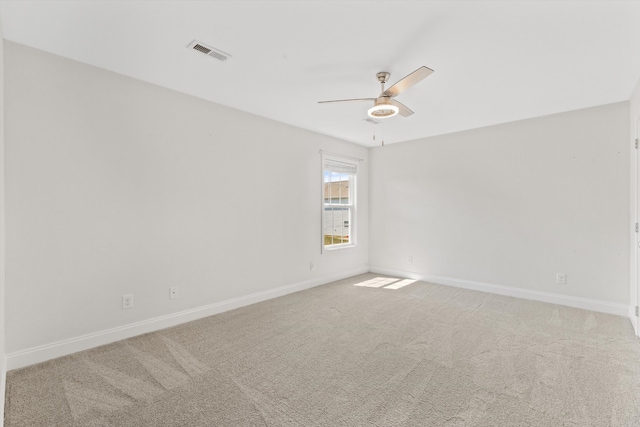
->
xmin=369 ymin=267 xmax=629 ymax=317
xmin=6 ymin=267 xmax=369 ymax=371
xmin=630 ymin=305 xmax=639 ymax=336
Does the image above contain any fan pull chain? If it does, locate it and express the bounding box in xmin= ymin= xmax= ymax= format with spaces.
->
xmin=371 ymin=122 xmax=384 ymax=146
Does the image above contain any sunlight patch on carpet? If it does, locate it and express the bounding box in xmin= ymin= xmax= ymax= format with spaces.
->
xmin=354 ymin=276 xmax=416 ymax=290
xmin=354 ymin=277 xmax=400 ymax=288
xmin=384 ymin=279 xmax=416 ymax=290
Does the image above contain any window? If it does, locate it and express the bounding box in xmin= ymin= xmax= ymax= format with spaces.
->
xmin=323 ymin=156 xmax=357 ymax=250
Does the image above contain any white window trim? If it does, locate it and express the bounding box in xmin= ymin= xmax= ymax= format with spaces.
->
xmin=321 ymin=152 xmax=359 ymax=253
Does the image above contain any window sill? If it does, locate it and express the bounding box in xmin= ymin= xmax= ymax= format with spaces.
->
xmin=324 ymin=243 xmax=357 ymax=252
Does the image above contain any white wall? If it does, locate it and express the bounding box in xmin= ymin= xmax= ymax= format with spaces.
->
xmin=630 ymin=78 xmax=640 ymax=335
xmin=4 ymin=41 xmax=369 ymax=367
xmin=370 ymin=103 xmax=630 ymax=314
xmin=0 ymin=9 xmax=6 ymax=426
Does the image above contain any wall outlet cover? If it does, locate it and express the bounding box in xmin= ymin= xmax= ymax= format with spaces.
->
xmin=122 ymin=294 xmax=133 ymax=309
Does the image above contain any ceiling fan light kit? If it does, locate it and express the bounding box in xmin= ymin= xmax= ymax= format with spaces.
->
xmin=368 ymin=100 xmax=399 ymax=118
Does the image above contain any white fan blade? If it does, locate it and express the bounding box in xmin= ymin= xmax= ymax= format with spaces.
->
xmin=389 ymin=99 xmax=414 ymax=117
xmin=318 ymin=98 xmax=375 ymax=104
xmin=383 ymin=66 xmax=434 ymax=98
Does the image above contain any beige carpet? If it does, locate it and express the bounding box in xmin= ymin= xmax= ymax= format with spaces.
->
xmin=5 ymin=273 xmax=640 ymax=426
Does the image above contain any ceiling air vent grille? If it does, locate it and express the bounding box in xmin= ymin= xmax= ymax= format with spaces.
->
xmin=187 ymin=40 xmax=231 ymax=62
xmin=192 ymin=44 xmax=212 ymax=54
xmin=363 ymin=118 xmax=381 ymax=125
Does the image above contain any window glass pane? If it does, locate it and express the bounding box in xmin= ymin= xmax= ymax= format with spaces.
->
xmin=323 ymin=157 xmax=356 ymax=248
xmin=324 ymin=206 xmax=350 ymax=246
xmin=323 ymin=172 xmax=351 ymax=206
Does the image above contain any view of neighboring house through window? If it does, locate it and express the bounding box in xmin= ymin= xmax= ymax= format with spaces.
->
xmin=323 ymin=156 xmax=357 ymax=249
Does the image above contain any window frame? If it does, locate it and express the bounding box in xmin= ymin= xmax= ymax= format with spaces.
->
xmin=321 ymin=154 xmax=357 ymax=252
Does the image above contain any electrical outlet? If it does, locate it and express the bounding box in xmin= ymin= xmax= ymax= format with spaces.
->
xmin=556 ymin=273 xmax=567 ymax=285
xmin=170 ymin=287 xmax=178 ymax=299
xmin=310 ymin=261 xmax=315 ymax=271
xmin=408 ymin=256 xmax=413 ymax=264
xmin=122 ymin=294 xmax=133 ymax=309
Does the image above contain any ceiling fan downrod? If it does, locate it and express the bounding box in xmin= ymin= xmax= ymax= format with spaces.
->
xmin=376 ymin=71 xmax=391 ymax=94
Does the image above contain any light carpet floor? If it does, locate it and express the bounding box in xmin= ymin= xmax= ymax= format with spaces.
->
xmin=5 ymin=273 xmax=640 ymax=426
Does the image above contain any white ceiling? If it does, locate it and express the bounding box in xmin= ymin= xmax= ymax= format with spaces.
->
xmin=2 ymin=1 xmax=640 ymax=147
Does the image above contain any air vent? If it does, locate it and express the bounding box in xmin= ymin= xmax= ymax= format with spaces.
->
xmin=187 ymin=40 xmax=231 ymax=62
xmin=363 ymin=118 xmax=381 ymax=125
xmin=208 ymin=50 xmax=227 ymax=61
xmin=192 ymin=44 xmax=211 ymax=54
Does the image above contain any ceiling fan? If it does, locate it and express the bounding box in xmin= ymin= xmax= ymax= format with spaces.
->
xmin=318 ymin=66 xmax=434 ymax=119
